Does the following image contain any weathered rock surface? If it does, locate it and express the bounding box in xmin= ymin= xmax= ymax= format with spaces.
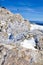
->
xmin=0 ymin=43 xmax=43 ymax=65
xmin=0 ymin=7 xmax=43 ymax=65
xmin=0 ymin=7 xmax=30 ymax=43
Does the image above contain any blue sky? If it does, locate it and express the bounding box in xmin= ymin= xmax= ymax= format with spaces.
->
xmin=0 ymin=0 xmax=43 ymax=21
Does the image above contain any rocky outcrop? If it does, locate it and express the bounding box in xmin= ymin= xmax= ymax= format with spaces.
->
xmin=0 ymin=7 xmax=30 ymax=44
xmin=0 ymin=7 xmax=43 ymax=65
xmin=0 ymin=44 xmax=43 ymax=65
xmin=38 ymin=35 xmax=43 ymax=49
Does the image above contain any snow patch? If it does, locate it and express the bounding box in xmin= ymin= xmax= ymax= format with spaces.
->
xmin=21 ymin=38 xmax=36 ymax=50
xmin=30 ymin=24 xmax=43 ymax=31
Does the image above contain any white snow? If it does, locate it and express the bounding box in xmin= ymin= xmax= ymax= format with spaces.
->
xmin=30 ymin=24 xmax=43 ymax=31
xmin=21 ymin=38 xmax=36 ymax=50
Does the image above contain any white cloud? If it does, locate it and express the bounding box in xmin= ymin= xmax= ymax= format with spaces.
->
xmin=7 ymin=6 xmax=41 ymax=14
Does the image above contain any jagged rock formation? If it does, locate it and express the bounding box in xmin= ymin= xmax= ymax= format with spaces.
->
xmin=0 ymin=7 xmax=30 ymax=44
xmin=0 ymin=7 xmax=43 ymax=65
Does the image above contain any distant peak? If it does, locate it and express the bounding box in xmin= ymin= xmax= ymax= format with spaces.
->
xmin=0 ymin=6 xmax=6 ymax=9
xmin=2 ymin=7 xmax=6 ymax=9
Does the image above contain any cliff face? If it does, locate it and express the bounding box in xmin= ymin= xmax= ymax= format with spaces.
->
xmin=0 ymin=7 xmax=43 ymax=65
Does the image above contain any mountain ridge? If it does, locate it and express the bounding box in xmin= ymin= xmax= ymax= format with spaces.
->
xmin=0 ymin=7 xmax=43 ymax=65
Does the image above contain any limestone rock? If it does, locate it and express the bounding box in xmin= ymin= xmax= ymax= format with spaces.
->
xmin=0 ymin=7 xmax=30 ymax=43
xmin=0 ymin=43 xmax=43 ymax=65
xmin=39 ymin=35 xmax=43 ymax=49
xmin=0 ymin=7 xmax=43 ymax=65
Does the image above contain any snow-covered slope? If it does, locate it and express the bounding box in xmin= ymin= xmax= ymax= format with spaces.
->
xmin=30 ymin=24 xmax=43 ymax=31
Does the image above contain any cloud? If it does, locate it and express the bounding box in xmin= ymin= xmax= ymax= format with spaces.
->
xmin=5 ymin=6 xmax=43 ymax=21
xmin=7 ymin=6 xmax=41 ymax=14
